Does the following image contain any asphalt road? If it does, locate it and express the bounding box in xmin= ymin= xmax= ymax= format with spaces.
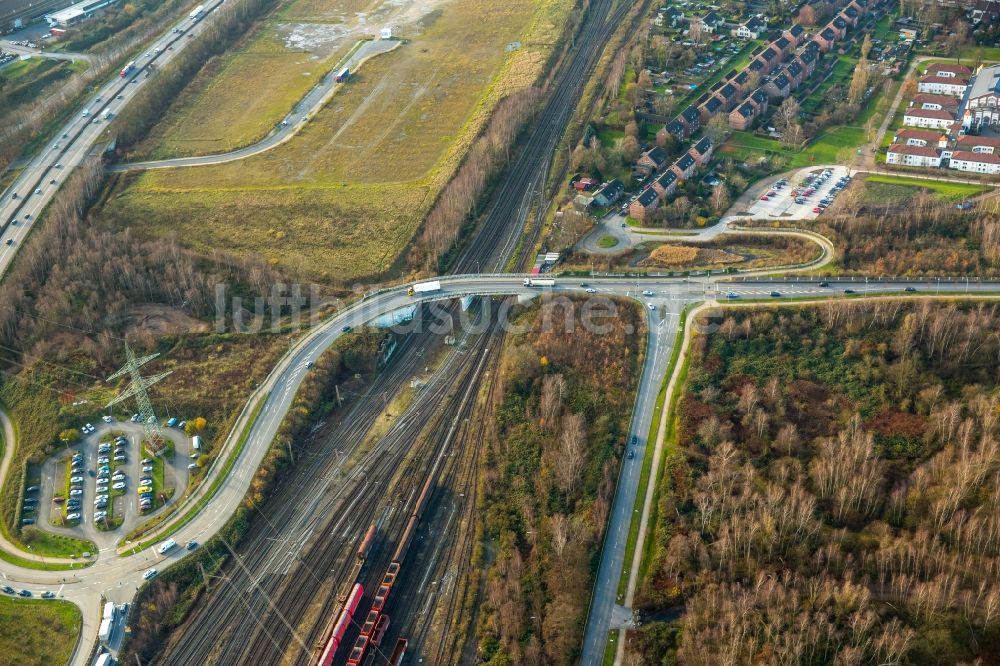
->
xmin=0 ymin=0 xmax=227 ymax=281
xmin=1 ymin=275 xmax=998 ymax=665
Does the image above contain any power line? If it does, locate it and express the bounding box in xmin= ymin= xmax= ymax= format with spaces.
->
xmin=106 ymin=343 xmax=171 ymax=451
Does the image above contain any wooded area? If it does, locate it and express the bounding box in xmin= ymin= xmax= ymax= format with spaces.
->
xmin=476 ymin=296 xmax=645 ymax=665
xmin=633 ymin=301 xmax=1000 ymax=665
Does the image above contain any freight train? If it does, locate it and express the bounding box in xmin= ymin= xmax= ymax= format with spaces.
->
xmin=316 ymin=583 xmax=364 ymax=666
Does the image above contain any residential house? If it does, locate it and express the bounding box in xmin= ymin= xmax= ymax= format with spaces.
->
xmin=886 ymin=144 xmax=942 ymax=167
xmin=733 ymin=15 xmax=767 ymax=39
xmin=732 ymin=69 xmax=751 ymax=92
xmin=629 ymin=187 xmax=660 ymax=221
xmin=783 ymin=23 xmax=805 ymax=48
xmin=749 ymin=88 xmax=769 ymax=114
xmin=701 ymin=95 xmax=724 ymax=120
xmin=637 ymin=146 xmax=669 ymax=174
xmin=651 ymin=169 xmax=678 ymax=198
xmin=773 ymin=35 xmax=791 ymax=56
xmin=701 ymin=11 xmax=725 ymax=32
xmin=911 ymin=93 xmax=959 ymax=112
xmin=730 ymin=101 xmax=757 ymax=130
xmin=814 ymin=27 xmax=837 ymax=52
xmin=764 ymin=71 xmax=792 ymax=99
xmin=593 ymin=179 xmax=625 ymax=207
xmin=798 ymin=49 xmax=817 ymax=77
xmin=961 ymin=64 xmax=1000 ymax=128
xmin=681 ymin=105 xmax=702 ymax=134
xmin=956 ymin=135 xmax=1000 ymax=153
xmin=786 ymin=59 xmax=804 ymax=87
xmin=689 ymin=136 xmax=714 ymax=166
xmin=663 ymin=7 xmax=683 ymax=28
xmin=831 ymin=16 xmax=848 ymax=39
xmin=841 ymin=5 xmax=860 ymax=25
xmin=926 ymin=63 xmax=972 ymax=78
xmin=572 ymin=177 xmax=599 ymax=191
xmin=948 ymin=150 xmax=1000 ymax=174
xmin=902 ymin=107 xmax=956 ymax=130
xmin=917 ymin=75 xmax=968 ymax=96
xmin=893 ymin=128 xmax=948 ymax=149
xmin=659 ymin=117 xmax=687 ymax=142
xmin=717 ymin=82 xmax=739 ymax=110
xmin=759 ymin=45 xmax=780 ymax=73
xmin=671 ymin=152 xmax=698 ymax=181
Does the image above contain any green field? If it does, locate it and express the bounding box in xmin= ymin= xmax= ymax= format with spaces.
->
xmin=863 ymin=174 xmax=989 ymax=201
xmin=0 ymin=595 xmax=81 ymax=665
xmin=103 ymin=0 xmax=572 ymax=281
xmin=0 ymin=57 xmax=88 ymax=116
xmin=721 ymin=126 xmax=866 ymax=168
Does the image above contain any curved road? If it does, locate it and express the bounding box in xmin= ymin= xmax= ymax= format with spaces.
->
xmin=108 ymin=38 xmax=401 ymax=172
xmin=1 ymin=274 xmax=999 ymax=663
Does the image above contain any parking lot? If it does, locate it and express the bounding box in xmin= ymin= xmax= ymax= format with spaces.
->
xmin=743 ymin=166 xmax=851 ymax=220
xmin=34 ymin=419 xmax=194 ymax=547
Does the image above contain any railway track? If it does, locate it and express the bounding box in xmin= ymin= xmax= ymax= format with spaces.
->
xmin=153 ymin=0 xmax=630 ymax=662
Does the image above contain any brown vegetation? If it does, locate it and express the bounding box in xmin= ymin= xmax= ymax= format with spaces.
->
xmin=476 ymin=296 xmax=645 ymax=664
xmin=632 ymin=301 xmax=1000 ymax=664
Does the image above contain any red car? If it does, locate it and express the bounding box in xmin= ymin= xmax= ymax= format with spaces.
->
xmin=812 ymin=207 xmax=821 ymax=213
xmin=760 ymin=195 xmax=769 ymax=201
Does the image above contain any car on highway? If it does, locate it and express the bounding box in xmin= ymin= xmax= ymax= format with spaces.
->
xmin=627 ymin=450 xmax=634 ymax=459
xmin=18 ymin=589 xmax=31 ymax=597
xmin=726 ymin=292 xmax=739 ymax=299
xmin=641 ymin=290 xmax=654 ymax=296
xmin=143 ymin=568 xmax=158 ymax=580
xmin=844 ymin=289 xmax=856 ymax=294
xmin=905 ymin=286 xmax=917 ymax=292
xmin=585 ymin=288 xmax=597 ymax=294
xmin=341 ymin=325 xmax=352 ymax=333
xmin=2 ymin=586 xmax=14 ymax=594
xmin=41 ymin=591 xmax=56 ymax=599
xmin=186 ymin=541 xmax=198 ymax=550
xmin=34 ymin=188 xmax=41 ymax=195
xmin=770 ymin=291 xmax=781 ymax=297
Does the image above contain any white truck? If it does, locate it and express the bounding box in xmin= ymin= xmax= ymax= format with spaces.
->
xmin=102 ymin=601 xmax=115 ymax=621
xmin=408 ymin=280 xmax=441 ymax=296
xmin=523 ymin=278 xmax=555 ymax=287
xmin=98 ymin=618 xmax=112 ymax=643
xmin=157 ymin=538 xmax=178 ymax=555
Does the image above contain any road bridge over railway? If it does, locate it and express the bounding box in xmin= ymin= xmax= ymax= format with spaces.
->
xmin=1 ymin=274 xmax=999 ymax=665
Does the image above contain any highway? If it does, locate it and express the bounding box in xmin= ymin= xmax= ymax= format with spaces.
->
xmin=0 ymin=273 xmax=997 ymax=663
xmin=0 ymin=0 xmax=226 ymax=280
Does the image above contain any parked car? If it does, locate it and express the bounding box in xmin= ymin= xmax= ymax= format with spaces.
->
xmin=66 ymin=513 xmax=80 ymax=521
xmin=112 ymin=482 xmax=126 ymax=491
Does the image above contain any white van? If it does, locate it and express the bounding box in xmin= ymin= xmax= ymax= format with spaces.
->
xmin=157 ymin=539 xmax=177 ymax=555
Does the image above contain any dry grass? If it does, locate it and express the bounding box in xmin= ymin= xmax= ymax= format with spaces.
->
xmin=106 ymin=0 xmax=576 ymax=281
xmin=130 ymin=23 xmax=353 ymax=159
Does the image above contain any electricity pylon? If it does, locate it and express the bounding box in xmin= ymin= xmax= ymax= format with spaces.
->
xmin=106 ymin=343 xmax=172 ymax=453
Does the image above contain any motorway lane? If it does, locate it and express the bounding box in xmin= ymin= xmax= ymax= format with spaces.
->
xmin=0 ymin=0 xmax=227 ymax=280
xmin=1 ymin=276 xmax=999 ymax=665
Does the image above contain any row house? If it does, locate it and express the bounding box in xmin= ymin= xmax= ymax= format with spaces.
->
xmin=628 ymin=187 xmax=661 ymax=222
xmin=773 ymin=35 xmax=792 ymax=57
xmin=786 ymin=60 xmax=805 ymax=88
xmin=893 ymin=128 xmax=948 ymax=149
xmin=926 ymin=63 xmax=972 ymax=78
xmin=917 ymin=75 xmax=969 ymax=97
xmin=783 ymin=23 xmax=805 ymax=48
xmin=841 ymin=5 xmax=860 ymax=26
xmin=636 ymin=146 xmax=669 ymax=174
xmin=813 ymin=26 xmax=837 ymax=52
xmin=700 ymin=94 xmax=724 ymax=121
xmin=730 ymin=101 xmax=757 ymax=130
xmin=948 ymin=150 xmax=1000 ymax=175
xmin=911 ymin=93 xmax=960 ymax=112
xmin=651 ymin=169 xmax=678 ymax=199
xmin=764 ymin=69 xmax=792 ymax=100
xmin=830 ymin=15 xmax=848 ymax=39
xmin=886 ymin=144 xmax=942 ymax=168
xmin=592 ymin=179 xmax=624 ymax=207
xmin=689 ymin=136 xmax=714 ymax=166
xmin=671 ymin=152 xmax=697 ymax=181
xmin=956 ymin=135 xmax=1000 ymax=154
xmin=902 ymin=107 xmax=957 ymax=130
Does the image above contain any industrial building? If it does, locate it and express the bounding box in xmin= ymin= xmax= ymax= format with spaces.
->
xmin=44 ymin=0 xmax=117 ymax=27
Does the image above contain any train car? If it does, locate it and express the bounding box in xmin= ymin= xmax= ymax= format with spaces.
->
xmin=316 ymin=583 xmax=363 ymax=666
xmin=388 ymin=639 xmax=408 ymax=666
xmin=357 ymin=523 xmax=376 ymax=562
xmin=346 ymin=635 xmax=369 ymax=666
xmin=371 ymin=583 xmax=391 ymax=612
xmin=371 ymin=615 xmax=390 ymax=646
xmin=359 ymin=608 xmax=379 ymax=637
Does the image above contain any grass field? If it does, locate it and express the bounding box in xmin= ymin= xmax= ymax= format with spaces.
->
xmin=0 ymin=595 xmax=81 ymax=665
xmin=0 ymin=57 xmax=88 ymax=117
xmin=104 ymin=0 xmax=572 ymax=281
xmin=721 ymin=126 xmax=866 ymax=168
xmin=863 ymin=174 xmax=989 ymax=201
